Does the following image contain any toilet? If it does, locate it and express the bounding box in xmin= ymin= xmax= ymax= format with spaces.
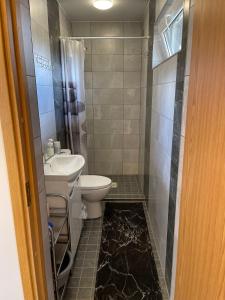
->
xmin=79 ymin=175 xmax=112 ymax=219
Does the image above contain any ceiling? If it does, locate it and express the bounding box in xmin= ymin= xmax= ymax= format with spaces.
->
xmin=58 ymin=0 xmax=148 ymax=21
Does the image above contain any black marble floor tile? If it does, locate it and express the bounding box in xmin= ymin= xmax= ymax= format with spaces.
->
xmin=95 ymin=203 xmax=162 ymax=300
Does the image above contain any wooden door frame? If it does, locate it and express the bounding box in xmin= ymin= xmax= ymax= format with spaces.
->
xmin=0 ymin=1 xmax=48 ymax=299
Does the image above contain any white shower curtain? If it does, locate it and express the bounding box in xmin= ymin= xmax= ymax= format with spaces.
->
xmin=61 ymin=39 xmax=88 ymax=173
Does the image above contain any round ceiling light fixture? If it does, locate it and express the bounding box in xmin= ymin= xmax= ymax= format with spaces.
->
xmin=93 ymin=0 xmax=113 ymax=10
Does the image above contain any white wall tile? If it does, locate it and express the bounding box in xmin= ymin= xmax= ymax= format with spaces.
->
xmin=152 ymin=82 xmax=176 ymax=121
xmin=29 ymin=0 xmax=49 ymax=31
xmin=36 ymin=84 xmax=55 ymax=114
xmin=59 ymin=8 xmax=72 ymax=36
xmin=124 ymin=105 xmax=140 ymax=120
xmin=94 ymin=120 xmax=123 ymax=134
xmin=93 ymin=89 xmax=123 ymax=105
xmin=124 ymin=22 xmax=142 ymax=37
xmin=27 ymin=76 xmax=41 ymax=138
xmin=124 ymin=39 xmax=142 ymax=54
xmin=35 ymin=66 xmax=53 ymax=87
xmin=84 ymin=54 xmax=92 ymax=72
xmin=95 ymin=162 xmax=122 ymax=175
xmin=85 ymin=89 xmax=93 ymax=105
xmin=124 ymin=72 xmax=141 ymax=88
xmin=123 ymin=150 xmax=139 ymax=163
xmin=85 ymin=72 xmax=93 ymax=89
xmin=124 ymin=120 xmax=140 ymax=135
xmin=19 ymin=4 xmax=35 ymax=76
xmin=92 ymin=39 xmax=123 ymax=54
xmin=124 ymin=55 xmax=142 ymax=71
xmin=95 ymin=150 xmax=123 ymax=162
xmin=124 ymin=89 xmax=140 ymax=105
xmin=72 ymin=22 xmax=91 ymax=36
xmin=157 ymin=55 xmax=178 ymax=84
xmin=94 ymin=134 xmax=123 ymax=149
xmin=123 ymin=135 xmax=140 ymax=149
xmin=39 ymin=112 xmax=56 ymax=147
xmin=92 ymin=55 xmax=123 ymax=72
xmin=93 ymin=72 xmax=123 ymax=88
xmin=94 ymin=105 xmax=123 ymax=120
xmin=91 ymin=22 xmax=123 ymax=37
xmin=123 ymin=163 xmax=139 ymax=175
xmin=181 ymin=76 xmax=189 ymax=137
xmin=31 ymin=20 xmax=51 ymax=60
xmin=33 ymin=137 xmax=45 ymax=193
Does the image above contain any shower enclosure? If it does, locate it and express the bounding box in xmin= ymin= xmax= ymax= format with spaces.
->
xmin=60 ymin=20 xmax=150 ymax=200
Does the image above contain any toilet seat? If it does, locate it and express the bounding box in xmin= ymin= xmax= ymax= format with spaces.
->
xmin=79 ymin=175 xmax=112 ymax=191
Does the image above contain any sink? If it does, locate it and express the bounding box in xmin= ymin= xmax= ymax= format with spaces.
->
xmin=44 ymin=154 xmax=85 ymax=182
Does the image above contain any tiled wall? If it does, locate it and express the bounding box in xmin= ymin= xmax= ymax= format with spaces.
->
xmin=155 ymin=0 xmax=167 ymax=19
xmin=138 ymin=0 xmax=156 ymax=196
xmin=165 ymin=0 xmax=191 ymax=291
xmin=59 ymin=5 xmax=72 ymax=37
xmin=170 ymin=0 xmax=195 ymax=298
xmin=138 ymin=5 xmax=149 ymax=192
xmin=147 ymin=0 xmax=192 ymax=293
xmin=148 ymin=55 xmax=178 ymax=276
xmin=47 ymin=0 xmax=72 ymax=148
xmin=17 ymin=0 xmax=54 ymax=298
xmin=30 ymin=0 xmax=56 ymax=149
xmin=72 ymin=22 xmax=143 ymax=175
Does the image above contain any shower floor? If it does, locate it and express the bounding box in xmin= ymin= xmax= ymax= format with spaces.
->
xmin=105 ymin=175 xmax=145 ymax=200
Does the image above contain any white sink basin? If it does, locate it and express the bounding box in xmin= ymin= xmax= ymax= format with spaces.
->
xmin=44 ymin=154 xmax=85 ymax=182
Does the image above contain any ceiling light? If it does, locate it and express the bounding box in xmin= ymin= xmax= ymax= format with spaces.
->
xmin=93 ymin=0 xmax=113 ymax=10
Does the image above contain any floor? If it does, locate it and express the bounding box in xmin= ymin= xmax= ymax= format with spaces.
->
xmin=65 ymin=218 xmax=102 ymax=299
xmin=64 ymin=201 xmax=169 ymax=300
xmin=105 ymin=175 xmax=145 ymax=200
xmin=95 ymin=202 xmax=163 ymax=299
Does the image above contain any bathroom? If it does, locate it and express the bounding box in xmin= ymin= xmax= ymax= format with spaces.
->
xmin=0 ymin=0 xmax=197 ymax=299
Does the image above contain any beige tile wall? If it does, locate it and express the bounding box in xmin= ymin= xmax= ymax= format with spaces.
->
xmin=72 ymin=22 xmax=143 ymax=175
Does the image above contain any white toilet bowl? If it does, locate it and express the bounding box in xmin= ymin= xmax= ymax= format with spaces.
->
xmin=79 ymin=175 xmax=112 ymax=219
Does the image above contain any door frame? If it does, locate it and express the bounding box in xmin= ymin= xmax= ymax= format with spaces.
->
xmin=0 ymin=1 xmax=48 ymax=299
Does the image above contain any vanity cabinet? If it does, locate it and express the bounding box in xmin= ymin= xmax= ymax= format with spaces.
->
xmin=45 ymin=173 xmax=83 ymax=260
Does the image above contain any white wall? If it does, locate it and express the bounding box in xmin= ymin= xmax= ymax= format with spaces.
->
xmin=0 ymin=124 xmax=24 ymax=300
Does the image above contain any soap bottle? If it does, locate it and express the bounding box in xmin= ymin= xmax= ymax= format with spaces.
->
xmin=54 ymin=140 xmax=61 ymax=154
xmin=47 ymin=138 xmax=54 ymax=157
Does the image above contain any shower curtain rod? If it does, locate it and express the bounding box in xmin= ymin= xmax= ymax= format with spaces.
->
xmin=60 ymin=36 xmax=150 ymax=40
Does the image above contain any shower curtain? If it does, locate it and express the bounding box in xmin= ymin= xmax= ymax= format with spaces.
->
xmin=61 ymin=39 xmax=88 ymax=172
